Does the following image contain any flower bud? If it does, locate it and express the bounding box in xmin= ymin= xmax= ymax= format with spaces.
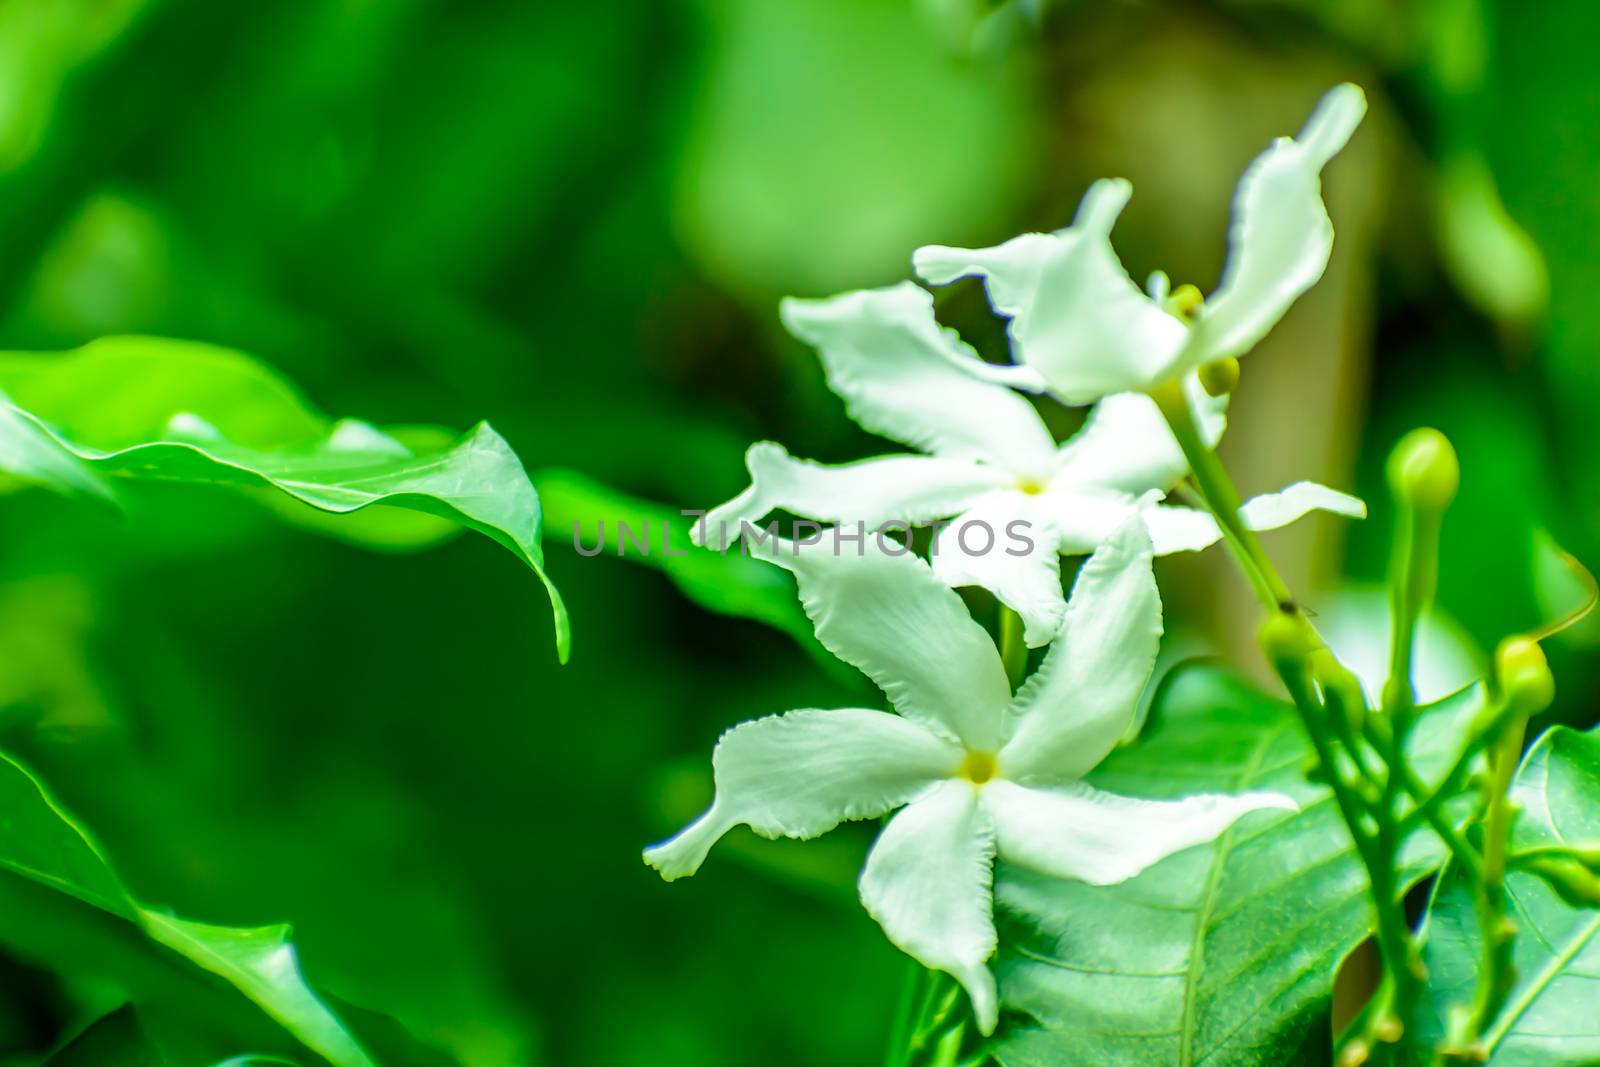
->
xmin=1496 ymin=635 xmax=1555 ymax=716
xmin=1259 ymin=611 xmax=1317 ymax=668
xmin=1198 ymin=357 xmax=1241 ymax=398
xmin=1386 ymin=428 xmax=1459 ymax=514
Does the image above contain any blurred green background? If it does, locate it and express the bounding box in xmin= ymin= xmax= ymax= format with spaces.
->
xmin=0 ymin=0 xmax=1596 ymax=1063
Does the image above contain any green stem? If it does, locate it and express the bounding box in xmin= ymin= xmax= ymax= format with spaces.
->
xmin=888 ymin=967 xmax=960 ymax=1067
xmin=1158 ymin=377 xmax=1472 ymax=893
xmin=1273 ymin=646 xmax=1421 ymax=1046
xmin=1389 ymin=714 xmax=1486 ymax=879
xmin=1154 ymin=380 xmax=1428 ymax=1044
xmin=1467 ymin=713 xmax=1525 ymax=1043
xmin=885 ymin=960 xmax=926 ymax=1067
xmin=1394 ymin=760 xmax=1485 ymax=880
xmin=1384 ymin=504 xmax=1420 ymax=717
xmin=1152 ymin=381 xmax=1293 ymax=611
xmin=999 ymin=605 xmax=1027 ymax=690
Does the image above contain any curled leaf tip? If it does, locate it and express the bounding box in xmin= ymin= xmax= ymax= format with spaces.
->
xmin=1529 ymin=543 xmax=1598 ymax=643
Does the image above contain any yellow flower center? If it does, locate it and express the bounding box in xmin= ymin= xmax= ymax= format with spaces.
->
xmin=959 ymin=751 xmax=998 ymax=785
xmin=1165 ymin=282 xmax=1204 ymax=321
xmin=1016 ymin=477 xmax=1046 ymax=495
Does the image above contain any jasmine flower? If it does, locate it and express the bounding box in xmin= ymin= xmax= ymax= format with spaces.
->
xmin=645 ymin=522 xmax=1294 ymax=1032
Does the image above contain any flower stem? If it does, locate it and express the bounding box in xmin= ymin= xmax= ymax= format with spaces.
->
xmin=1383 ymin=502 xmax=1421 ymax=717
xmin=1474 ymin=714 xmax=1524 ymax=1025
xmin=999 ymin=605 xmax=1027 ymax=690
xmin=1153 ymin=379 xmax=1428 ymax=1048
xmin=1267 ymin=625 xmax=1423 ymax=1050
xmin=887 ymin=965 xmax=963 ymax=1067
xmin=1151 ymin=381 xmax=1293 ymax=612
xmin=885 ymin=959 xmax=927 ymax=1067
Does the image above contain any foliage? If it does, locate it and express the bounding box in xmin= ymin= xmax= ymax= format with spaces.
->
xmin=0 ymin=2 xmax=1595 ymax=1066
xmin=0 ymin=336 xmax=567 ymax=660
xmin=0 ymin=751 xmax=365 ymax=1064
xmin=991 ymin=667 xmax=1479 ymax=1065
xmin=1418 ymin=726 xmax=1600 ymax=1063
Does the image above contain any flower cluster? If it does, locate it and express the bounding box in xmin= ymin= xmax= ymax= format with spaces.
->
xmin=647 ymin=84 xmax=1367 ymax=1035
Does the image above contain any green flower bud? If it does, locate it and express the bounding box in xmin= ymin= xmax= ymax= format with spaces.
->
xmin=1386 ymin=428 xmax=1460 ymax=514
xmin=1335 ymin=1037 xmax=1370 ymax=1067
xmin=1198 ymin=357 xmax=1241 ymax=398
xmin=1259 ymin=611 xmax=1317 ymax=668
xmin=1496 ymin=635 xmax=1555 ymax=715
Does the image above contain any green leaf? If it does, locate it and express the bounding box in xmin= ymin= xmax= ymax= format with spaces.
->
xmin=0 ymin=751 xmax=372 ymax=1067
xmin=0 ymin=335 xmax=569 ymax=659
xmin=43 ymin=1003 xmax=303 ymax=1067
xmin=1416 ymin=725 xmax=1600 ymax=1063
xmin=988 ymin=665 xmax=1481 ymax=1067
xmin=535 ymin=467 xmax=833 ymax=666
xmin=45 ymin=1005 xmax=172 ymax=1067
xmin=0 ymin=400 xmax=114 ymax=500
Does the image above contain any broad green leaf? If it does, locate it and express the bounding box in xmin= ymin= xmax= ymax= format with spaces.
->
xmin=1416 ymin=725 xmax=1600 ymax=1063
xmin=0 ymin=400 xmax=112 ymax=499
xmin=43 ymin=1004 xmax=302 ymax=1067
xmin=0 ymin=751 xmax=371 ymax=1067
xmin=989 ymin=665 xmax=1481 ymax=1067
xmin=535 ymin=467 xmax=821 ymax=656
xmin=45 ymin=1005 xmax=171 ymax=1067
xmin=0 ymin=335 xmax=568 ymax=659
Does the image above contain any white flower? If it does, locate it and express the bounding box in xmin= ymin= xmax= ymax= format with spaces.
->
xmin=912 ymin=83 xmax=1367 ymax=405
xmin=691 ymin=281 xmax=1363 ymax=645
xmin=644 ymin=522 xmax=1295 ymax=1033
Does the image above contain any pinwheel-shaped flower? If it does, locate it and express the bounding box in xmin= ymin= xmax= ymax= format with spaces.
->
xmin=645 ymin=522 xmax=1294 ymax=1032
xmin=692 ymin=281 xmax=1362 ymax=644
xmin=913 ymin=83 xmax=1367 ymax=405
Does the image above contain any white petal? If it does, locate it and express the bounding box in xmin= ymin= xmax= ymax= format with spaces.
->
xmin=1141 ymin=504 xmax=1225 ymax=555
xmin=780 ymin=282 xmax=1056 ymax=474
xmin=1173 ymin=84 xmax=1367 ymax=375
xmin=1050 ymin=378 xmax=1227 ymax=495
xmin=930 ymin=492 xmax=1065 ymax=648
xmin=760 ymin=536 xmax=1012 ymax=750
xmin=859 ymin=779 xmax=1000 ymax=1035
xmin=1139 ymin=479 xmax=1363 ymax=556
xmin=1239 ymin=480 xmax=1367 ymax=531
xmin=914 ymin=179 xmax=1188 ymax=405
xmin=983 ymin=779 xmax=1297 ymax=885
xmin=998 ymin=520 xmax=1161 ymax=780
xmin=1029 ymin=487 xmax=1142 ymax=557
xmin=1142 ymin=481 xmax=1365 ymax=557
xmin=693 ymin=443 xmax=1010 ymax=550
xmin=933 ymin=354 xmax=1052 ymax=394
xmin=643 ymin=709 xmax=960 ymax=881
